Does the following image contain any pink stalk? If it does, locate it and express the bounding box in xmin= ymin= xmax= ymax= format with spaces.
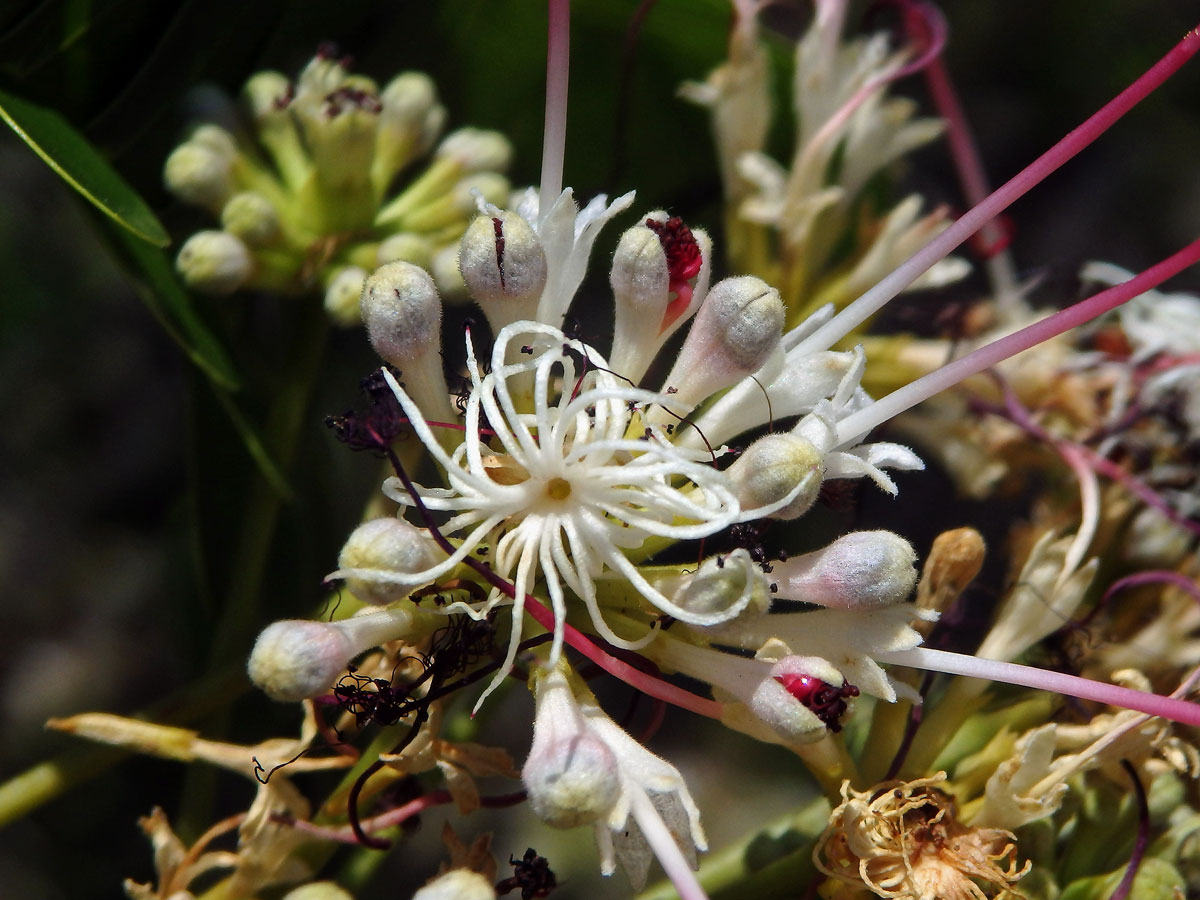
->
xmin=1082 ymin=448 xmax=1200 ymax=539
xmin=1102 ymin=570 xmax=1200 ymax=608
xmin=522 ymin=595 xmax=724 ymax=720
xmin=791 ymin=24 xmax=1200 ymax=360
xmin=539 ymin=0 xmax=570 ymax=222
xmin=983 ymin=374 xmax=1200 ymax=540
xmin=904 ymin=0 xmax=1020 ymax=304
xmin=836 ymin=235 xmax=1200 ymax=443
xmin=878 ymin=646 xmax=1200 ymax=727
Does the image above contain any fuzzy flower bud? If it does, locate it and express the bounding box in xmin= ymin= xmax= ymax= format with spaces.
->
xmin=658 ymin=275 xmax=784 ymax=415
xmin=361 ymin=262 xmax=441 ymax=361
xmin=377 ymin=233 xmax=434 ymax=269
xmin=523 ymin=667 xmax=621 ymax=829
xmin=220 ymin=191 xmax=281 ymax=246
xmin=361 ymin=262 xmax=453 ymax=423
xmin=282 ymin=883 xmax=355 ymax=900
xmin=776 ymin=531 xmax=918 ymax=609
xmin=372 ymin=71 xmax=447 ymax=191
xmin=668 ymin=549 xmax=766 ymax=622
xmin=459 ymin=212 xmax=548 ymax=331
xmin=609 ymin=214 xmax=711 ymax=383
xmin=411 ymin=870 xmax=496 ymax=900
xmin=324 ymin=266 xmax=369 ymax=327
xmin=247 ymin=607 xmax=415 ymax=701
xmin=176 ymin=230 xmax=253 ymax=294
xmin=430 ymin=244 xmax=467 ymax=297
xmin=163 ymin=140 xmax=234 ymax=213
xmin=647 ymin=637 xmax=839 ymax=745
xmin=436 ymin=128 xmax=513 ymax=173
xmin=726 ymin=433 xmax=825 ymax=519
xmin=337 ymin=517 xmax=445 ymax=605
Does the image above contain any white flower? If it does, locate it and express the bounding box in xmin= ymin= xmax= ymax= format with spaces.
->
xmin=522 ymin=665 xmax=707 ymax=894
xmin=333 ymin=321 xmax=805 ymax=707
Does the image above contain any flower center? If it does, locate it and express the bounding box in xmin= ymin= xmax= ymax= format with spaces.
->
xmin=546 ymin=476 xmax=572 ymax=501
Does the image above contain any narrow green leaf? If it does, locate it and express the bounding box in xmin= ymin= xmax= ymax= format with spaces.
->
xmin=0 ymin=85 xmax=169 ymax=246
xmin=106 ymin=222 xmax=241 ymax=390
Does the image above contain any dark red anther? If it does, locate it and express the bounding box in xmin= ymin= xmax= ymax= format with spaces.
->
xmin=775 ymin=673 xmax=860 ymax=733
xmin=492 ymin=217 xmax=507 ymax=290
xmin=645 ymin=217 xmax=703 ymax=332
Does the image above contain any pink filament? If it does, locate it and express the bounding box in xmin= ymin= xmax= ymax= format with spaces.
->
xmin=793 ymin=24 xmax=1200 ymax=360
xmin=880 ymin=647 xmax=1200 ymax=726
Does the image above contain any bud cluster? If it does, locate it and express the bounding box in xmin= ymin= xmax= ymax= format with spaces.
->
xmin=165 ymin=48 xmax=511 ymax=324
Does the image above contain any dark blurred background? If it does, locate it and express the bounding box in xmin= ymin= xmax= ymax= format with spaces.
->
xmin=0 ymin=1 xmax=1197 ymax=897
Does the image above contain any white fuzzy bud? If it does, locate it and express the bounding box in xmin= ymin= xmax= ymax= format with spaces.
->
xmin=658 ymin=275 xmax=784 ymax=414
xmin=176 ymin=230 xmax=253 ymax=295
xmin=459 ymin=212 xmax=547 ymax=331
xmin=337 ymin=517 xmax=444 ymax=605
xmin=220 ymin=191 xmax=280 ymax=246
xmin=776 ymin=531 xmax=917 ymax=609
xmin=361 ymin=262 xmax=453 ymax=422
xmin=609 ymin=218 xmax=668 ymax=379
xmin=435 ymin=128 xmax=513 ymax=173
xmin=324 ymin=266 xmax=368 ymax=327
xmin=609 ymin=214 xmax=712 ymax=383
xmin=726 ymin=433 xmax=824 ymax=520
xmin=411 ymin=870 xmax=496 ymax=900
xmin=522 ymin=668 xmax=620 ymax=829
xmin=361 ymin=262 xmax=442 ymax=365
xmin=163 ymin=142 xmax=234 ymax=212
xmin=247 ymin=607 xmax=414 ymax=701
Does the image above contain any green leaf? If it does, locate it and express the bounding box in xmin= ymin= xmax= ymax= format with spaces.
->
xmin=0 ymin=85 xmax=169 ymax=246
xmin=106 ymin=222 xmax=241 ymax=390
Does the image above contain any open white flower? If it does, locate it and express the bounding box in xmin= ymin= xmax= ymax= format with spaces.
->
xmin=335 ymin=320 xmax=806 ymax=706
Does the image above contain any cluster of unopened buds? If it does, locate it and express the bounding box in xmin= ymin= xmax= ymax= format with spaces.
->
xmin=163 ymin=46 xmax=511 ymax=323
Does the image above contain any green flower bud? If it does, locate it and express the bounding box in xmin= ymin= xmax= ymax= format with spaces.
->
xmin=282 ymin=883 xmax=355 ymax=900
xmin=726 ymin=433 xmax=824 ymax=519
xmin=220 ymin=191 xmax=281 ymax=246
xmin=163 ymin=141 xmax=234 ymax=213
xmin=337 ymin=517 xmax=444 ymax=605
xmin=436 ymin=128 xmax=513 ymax=173
xmin=377 ymin=233 xmax=434 ymax=269
xmin=176 ymin=231 xmax=253 ymax=295
xmin=323 ymin=266 xmax=368 ymax=327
